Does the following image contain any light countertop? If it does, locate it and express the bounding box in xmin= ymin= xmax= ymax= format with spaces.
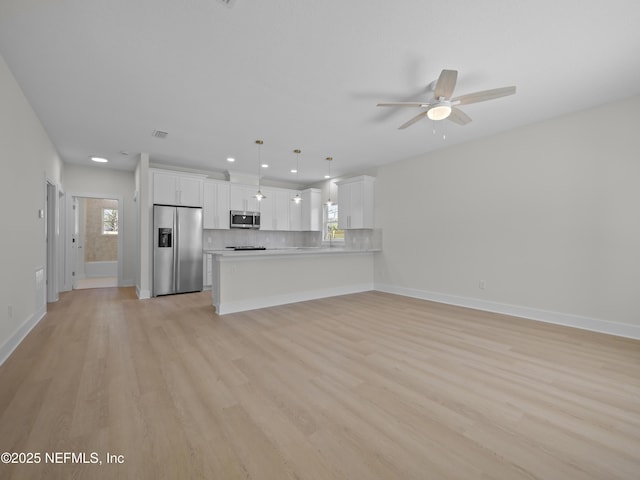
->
xmin=204 ymin=247 xmax=380 ymax=258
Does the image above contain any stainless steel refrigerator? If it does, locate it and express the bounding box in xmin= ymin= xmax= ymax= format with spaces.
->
xmin=153 ymin=205 xmax=203 ymax=296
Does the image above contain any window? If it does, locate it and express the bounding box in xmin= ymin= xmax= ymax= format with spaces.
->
xmin=102 ymin=208 xmax=118 ymax=235
xmin=323 ymin=204 xmax=344 ymax=242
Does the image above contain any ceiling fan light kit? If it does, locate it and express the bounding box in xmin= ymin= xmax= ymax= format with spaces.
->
xmin=377 ymin=69 xmax=516 ymax=130
xmin=426 ymin=101 xmax=452 ymax=121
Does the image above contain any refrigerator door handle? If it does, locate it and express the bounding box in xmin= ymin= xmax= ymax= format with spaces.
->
xmin=174 ymin=208 xmax=180 ymax=292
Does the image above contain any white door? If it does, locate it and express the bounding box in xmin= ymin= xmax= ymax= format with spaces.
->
xmin=46 ymin=181 xmax=58 ymax=303
xmin=72 ymin=197 xmax=84 ymax=289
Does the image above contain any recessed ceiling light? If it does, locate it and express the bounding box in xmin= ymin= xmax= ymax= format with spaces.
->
xmin=227 ymin=157 xmax=235 ymax=162
xmin=290 ymin=169 xmax=297 ymax=173
xmin=261 ymin=164 xmax=269 ymax=168
xmin=324 ymin=174 xmax=331 ymax=179
xmin=91 ymin=156 xmax=108 ymax=163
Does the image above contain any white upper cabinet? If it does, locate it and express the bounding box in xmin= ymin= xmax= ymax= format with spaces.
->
xmin=337 ymin=175 xmax=375 ymax=229
xmin=229 ymin=184 xmax=261 ymax=212
xmin=289 ymin=191 xmax=303 ymax=232
xmin=259 ymin=187 xmax=290 ymax=231
xmin=300 ymin=188 xmax=321 ymax=231
xmin=152 ymin=170 xmax=203 ymax=207
xmin=203 ymin=179 xmax=230 ymax=229
xmin=201 ymin=182 xmax=324 ymax=232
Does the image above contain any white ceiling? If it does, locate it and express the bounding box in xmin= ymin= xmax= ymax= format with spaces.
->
xmin=1 ymin=0 xmax=639 ymax=185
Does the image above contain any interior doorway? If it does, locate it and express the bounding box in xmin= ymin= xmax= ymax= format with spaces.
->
xmin=66 ymin=195 xmax=122 ymax=290
xmin=45 ymin=180 xmax=59 ymax=303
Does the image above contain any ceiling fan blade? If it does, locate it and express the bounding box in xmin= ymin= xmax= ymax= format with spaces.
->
xmin=448 ymin=107 xmax=472 ymax=125
xmin=434 ymin=69 xmax=458 ymax=99
xmin=452 ymin=86 xmax=516 ymax=106
xmin=377 ymin=102 xmax=430 ymax=107
xmin=398 ymin=110 xmax=430 ymax=129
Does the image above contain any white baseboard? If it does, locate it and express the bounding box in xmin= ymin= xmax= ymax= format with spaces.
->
xmin=216 ymin=283 xmax=374 ymax=315
xmin=375 ymin=283 xmax=640 ymax=340
xmin=0 ymin=305 xmax=47 ymax=366
xmin=136 ymin=286 xmax=151 ymax=299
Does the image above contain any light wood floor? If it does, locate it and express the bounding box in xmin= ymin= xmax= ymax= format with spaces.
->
xmin=1 ymin=288 xmax=639 ymax=480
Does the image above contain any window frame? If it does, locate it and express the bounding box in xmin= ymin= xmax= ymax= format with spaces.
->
xmin=102 ymin=207 xmax=119 ymax=235
xmin=322 ymin=203 xmax=344 ymax=245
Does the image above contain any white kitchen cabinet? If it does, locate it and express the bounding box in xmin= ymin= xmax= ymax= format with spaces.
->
xmin=289 ymin=191 xmax=302 ymax=231
xmin=259 ymin=187 xmax=290 ymax=231
xmin=300 ymin=188 xmax=321 ymax=231
xmin=337 ymin=175 xmax=375 ymax=229
xmin=203 ymin=253 xmax=213 ymax=288
xmin=273 ymin=189 xmax=291 ymax=231
xmin=203 ymin=179 xmax=230 ymax=229
xmin=229 ymin=184 xmax=260 ymax=212
xmin=152 ymin=170 xmax=203 ymax=207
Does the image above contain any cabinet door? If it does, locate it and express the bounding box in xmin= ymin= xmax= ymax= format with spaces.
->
xmin=337 ymin=177 xmax=374 ymax=229
xmin=203 ymin=254 xmax=213 ymax=288
xmin=301 ymin=189 xmax=321 ymax=231
xmin=215 ymin=182 xmax=230 ymax=229
xmin=229 ymin=185 xmax=246 ymax=211
xmin=290 ymin=192 xmax=302 ymax=231
xmin=337 ymin=182 xmax=352 ymax=229
xmin=203 ymin=182 xmax=216 ymax=228
xmin=153 ymin=172 xmax=177 ymax=205
xmin=347 ymin=181 xmax=364 ymax=228
xmin=246 ymin=188 xmax=261 ymax=212
xmin=230 ymin=185 xmax=260 ymax=212
xmin=203 ymin=181 xmax=230 ymax=229
xmin=274 ymin=190 xmax=290 ymax=231
xmin=258 ymin=187 xmax=275 ymax=230
xmin=179 ymin=177 xmax=203 ymax=207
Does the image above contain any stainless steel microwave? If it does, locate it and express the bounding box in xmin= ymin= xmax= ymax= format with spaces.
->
xmin=230 ymin=210 xmax=260 ymax=229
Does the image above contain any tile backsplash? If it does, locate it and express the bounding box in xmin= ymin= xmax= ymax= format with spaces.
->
xmin=204 ymin=229 xmax=322 ymax=250
xmin=203 ymin=228 xmax=382 ymax=251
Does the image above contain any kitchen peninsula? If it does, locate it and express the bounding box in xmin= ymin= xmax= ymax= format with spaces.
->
xmin=206 ymin=247 xmax=378 ymax=314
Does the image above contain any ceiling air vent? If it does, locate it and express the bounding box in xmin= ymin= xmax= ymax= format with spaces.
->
xmin=217 ymin=0 xmax=237 ymax=7
xmin=152 ymin=130 xmax=168 ymax=139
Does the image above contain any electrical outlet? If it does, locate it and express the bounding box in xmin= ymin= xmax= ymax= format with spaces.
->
xmin=479 ymin=280 xmax=486 ymax=290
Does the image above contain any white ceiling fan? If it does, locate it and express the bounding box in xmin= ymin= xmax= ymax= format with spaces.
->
xmin=377 ymin=69 xmax=516 ymax=129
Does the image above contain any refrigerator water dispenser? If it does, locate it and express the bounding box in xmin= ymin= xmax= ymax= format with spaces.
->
xmin=158 ymin=228 xmax=172 ymax=247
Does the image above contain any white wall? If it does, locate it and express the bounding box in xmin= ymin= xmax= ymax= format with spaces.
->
xmin=0 ymin=53 xmax=63 ymax=364
xmin=375 ymin=96 xmax=640 ymax=337
xmin=62 ymin=164 xmax=137 ymax=287
xmin=135 ymin=153 xmax=151 ymax=298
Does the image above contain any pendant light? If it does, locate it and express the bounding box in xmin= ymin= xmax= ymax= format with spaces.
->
xmin=253 ymin=139 xmax=266 ymax=201
xmin=324 ymin=157 xmax=333 ymax=206
xmin=291 ymin=149 xmax=303 ymax=204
